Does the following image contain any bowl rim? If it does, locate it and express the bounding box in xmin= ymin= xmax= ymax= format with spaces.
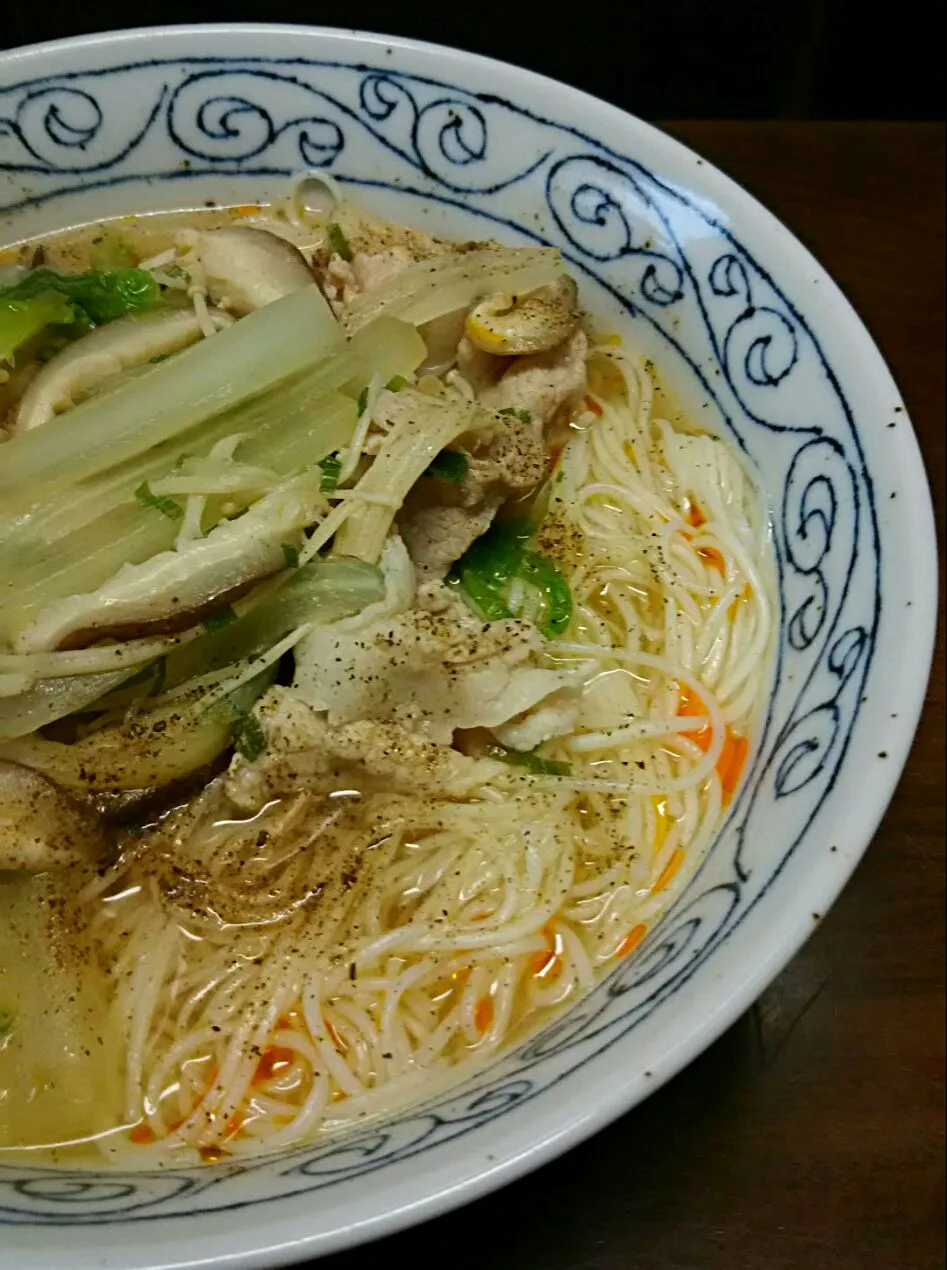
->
xmin=0 ymin=23 xmax=939 ymax=1270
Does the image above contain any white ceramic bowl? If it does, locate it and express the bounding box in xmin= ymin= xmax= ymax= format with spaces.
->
xmin=0 ymin=24 xmax=937 ymax=1270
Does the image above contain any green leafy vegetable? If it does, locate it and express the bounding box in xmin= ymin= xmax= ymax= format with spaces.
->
xmin=134 ymin=480 xmax=184 ymax=522
xmin=449 ymin=518 xmax=573 ymax=637
xmin=386 ymin=374 xmax=409 ymax=392
xmin=0 ymin=289 xmax=75 ymax=365
xmin=0 ymin=1005 xmax=14 ymax=1042
xmin=426 ymin=450 xmax=469 ymax=483
xmin=327 ymin=223 xmax=354 ymax=263
xmin=202 ymin=605 xmax=238 ymax=634
xmin=0 ymin=267 xmax=160 ymax=326
xmin=485 ymin=744 xmax=572 ymax=777
xmin=281 ymin=543 xmax=300 ymax=570
xmin=0 ymin=267 xmax=162 ymax=366
xmin=319 ymin=453 xmax=342 ymax=492
xmin=236 ymin=712 xmax=267 ymax=762
xmin=356 ymin=386 xmax=370 ymax=416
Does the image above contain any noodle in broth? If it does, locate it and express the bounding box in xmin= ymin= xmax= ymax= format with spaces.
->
xmin=0 ymin=179 xmax=774 ymax=1164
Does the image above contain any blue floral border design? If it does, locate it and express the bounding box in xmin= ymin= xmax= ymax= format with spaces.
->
xmin=0 ymin=55 xmax=880 ymax=1226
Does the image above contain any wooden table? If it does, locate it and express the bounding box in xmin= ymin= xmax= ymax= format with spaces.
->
xmin=315 ymin=123 xmax=946 ymax=1270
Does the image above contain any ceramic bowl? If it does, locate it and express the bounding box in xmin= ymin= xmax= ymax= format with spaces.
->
xmin=0 ymin=24 xmax=937 ymax=1270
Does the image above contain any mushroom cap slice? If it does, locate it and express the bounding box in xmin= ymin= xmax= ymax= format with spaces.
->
xmin=196 ymin=226 xmax=315 ymax=315
xmin=0 ymin=759 xmax=109 ymax=872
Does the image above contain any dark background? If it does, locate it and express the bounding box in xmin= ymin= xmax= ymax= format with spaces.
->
xmin=3 ymin=0 xmax=944 ymax=122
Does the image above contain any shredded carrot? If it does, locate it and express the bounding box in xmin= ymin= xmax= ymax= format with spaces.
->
xmin=697 ymin=545 xmax=726 ymax=575
xmin=583 ymin=395 xmax=604 ymax=417
xmin=531 ymin=948 xmax=562 ymax=979
xmin=653 ymin=847 xmax=685 ymax=894
xmin=253 ymin=1045 xmax=294 ymax=1085
xmin=130 ymin=1123 xmax=156 ymax=1145
xmin=677 ymin=684 xmax=713 ymax=752
xmin=718 ymin=731 xmax=749 ymax=804
xmin=677 ymin=683 xmax=749 ymax=799
xmin=531 ymin=921 xmax=564 ymax=979
xmin=686 ymin=500 xmax=706 ymax=529
xmin=615 ymin=923 xmax=647 ymax=958
xmin=474 ymin=997 xmax=495 ymax=1033
xmin=234 ymin=203 xmax=260 ymax=216
xmin=199 ymin=1145 xmax=227 ymax=1163
xmin=324 ymin=1016 xmax=345 ymax=1051
xmin=677 ymin=684 xmax=706 ymax=717
xmin=222 ymin=1113 xmax=244 ymax=1140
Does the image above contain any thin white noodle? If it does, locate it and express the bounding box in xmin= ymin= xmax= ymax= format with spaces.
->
xmin=69 ymin=304 xmax=774 ymax=1167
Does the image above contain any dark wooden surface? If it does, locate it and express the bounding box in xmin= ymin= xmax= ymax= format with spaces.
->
xmin=4 ymin=5 xmax=943 ymax=121
xmin=313 ymin=123 xmax=947 ymax=1270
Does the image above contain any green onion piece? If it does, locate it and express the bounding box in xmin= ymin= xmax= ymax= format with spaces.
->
xmin=485 ymin=744 xmax=572 ymax=777
xmin=519 ymin=550 xmax=573 ymax=637
xmin=0 ymin=1005 xmax=14 ymax=1040
xmin=448 ymin=569 xmax=515 ymax=623
xmin=236 ymin=712 xmax=267 ymax=761
xmin=134 ymin=480 xmax=183 ymax=522
xmin=449 ymin=517 xmax=572 ymax=637
xmin=281 ymin=543 xmax=300 ymax=569
xmin=426 ymin=450 xmax=468 ymax=483
xmin=356 ymin=386 xmax=370 ymax=417
xmin=386 ymin=374 xmax=409 ymax=392
xmin=327 ymin=223 xmax=354 ymax=263
xmin=453 ymin=518 xmax=530 ymax=588
xmin=319 ymin=453 xmax=342 ymax=492
xmin=202 ymin=604 xmax=238 ymax=634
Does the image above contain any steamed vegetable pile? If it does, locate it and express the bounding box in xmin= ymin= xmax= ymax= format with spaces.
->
xmin=0 ymin=215 xmax=575 ymax=810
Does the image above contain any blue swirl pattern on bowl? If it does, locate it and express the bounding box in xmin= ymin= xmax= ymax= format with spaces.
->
xmin=0 ymin=56 xmax=879 ymax=1225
